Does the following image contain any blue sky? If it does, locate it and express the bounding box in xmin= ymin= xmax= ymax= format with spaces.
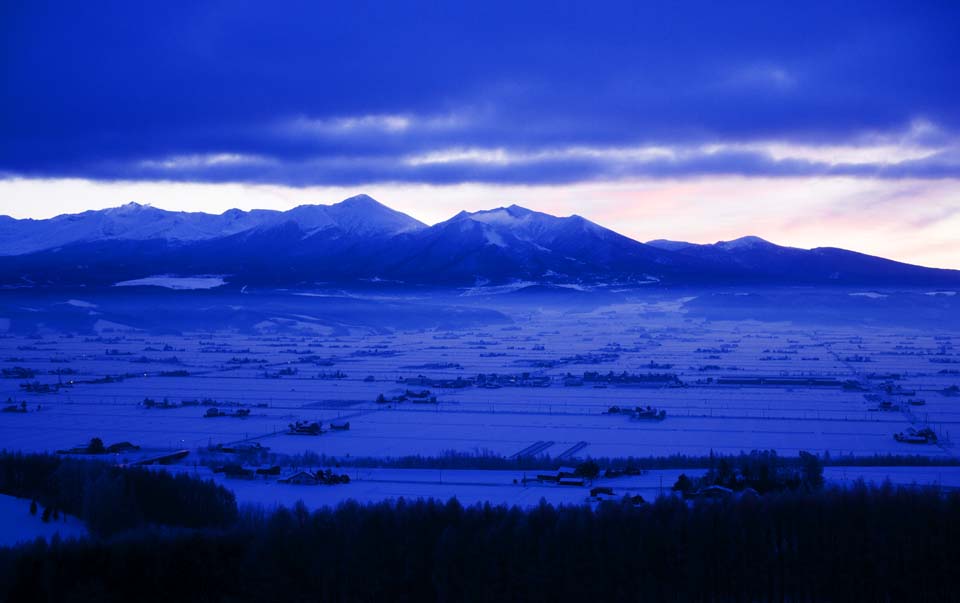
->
xmin=1 ymin=1 xmax=958 ymax=267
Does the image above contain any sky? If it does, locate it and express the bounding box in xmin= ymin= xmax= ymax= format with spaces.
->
xmin=1 ymin=1 xmax=958 ymax=268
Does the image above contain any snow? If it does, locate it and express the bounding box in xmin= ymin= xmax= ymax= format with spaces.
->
xmin=468 ymin=207 xmax=530 ymax=227
xmin=1 ymin=289 xmax=958 ymax=509
xmin=290 ymin=195 xmax=426 ymax=236
xmin=0 ymin=195 xmax=426 ymax=256
xmin=0 ymin=495 xmax=87 ymax=547
xmin=460 ymin=281 xmax=539 ymax=296
xmin=0 ymin=203 xmax=271 ymax=255
xmin=455 ymin=206 xmax=567 ymax=247
xmin=823 ymin=466 xmax=960 ymax=488
xmin=167 ymin=466 xmax=960 ymax=511
xmin=483 ymin=227 xmax=508 ymax=248
xmin=115 ymin=275 xmax=227 ymax=290
xmin=182 ymin=466 xmax=687 ymax=509
xmin=64 ymin=299 xmax=98 ymax=308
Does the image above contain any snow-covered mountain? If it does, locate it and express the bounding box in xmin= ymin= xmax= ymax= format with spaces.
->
xmin=380 ymin=205 xmax=702 ymax=284
xmin=0 ymin=194 xmax=425 ymax=255
xmin=0 ymin=196 xmax=957 ymax=288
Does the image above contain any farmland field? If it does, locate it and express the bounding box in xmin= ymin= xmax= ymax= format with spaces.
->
xmin=2 ymin=286 xmax=958 ymax=506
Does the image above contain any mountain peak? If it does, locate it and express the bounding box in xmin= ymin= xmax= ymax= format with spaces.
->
xmin=716 ymin=235 xmax=773 ymax=249
xmin=461 ymin=205 xmax=541 ymax=226
xmin=337 ymin=194 xmax=382 ymax=208
xmin=0 ymin=199 xmax=958 ymax=287
xmin=106 ymin=201 xmax=150 ymax=214
xmin=504 ymin=204 xmax=536 ymax=217
xmin=323 ymin=195 xmax=426 ymax=235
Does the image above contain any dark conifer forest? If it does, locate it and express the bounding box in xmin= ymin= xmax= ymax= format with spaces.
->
xmin=1 ymin=452 xmax=959 ymax=602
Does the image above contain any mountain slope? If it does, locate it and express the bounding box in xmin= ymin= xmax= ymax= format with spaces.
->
xmin=0 ymin=199 xmax=957 ymax=288
xmin=662 ymin=237 xmax=959 ymax=286
xmin=0 ymin=194 xmax=426 ymax=256
xmin=377 ymin=206 xmax=726 ymax=284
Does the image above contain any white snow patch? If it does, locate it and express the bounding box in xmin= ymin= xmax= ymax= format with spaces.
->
xmin=849 ymin=292 xmax=888 ymax=299
xmin=483 ymin=228 xmax=507 ymax=248
xmin=65 ymin=299 xmax=97 ymax=308
xmin=92 ymin=319 xmax=137 ymax=332
xmin=460 ymin=281 xmax=538 ymax=296
xmin=470 ymin=208 xmax=523 ymax=226
xmin=115 ymin=275 xmax=226 ymax=290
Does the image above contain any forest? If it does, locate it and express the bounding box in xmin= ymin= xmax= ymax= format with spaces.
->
xmin=1 ymin=452 xmax=959 ymax=602
xmin=0 ymin=451 xmax=237 ymax=536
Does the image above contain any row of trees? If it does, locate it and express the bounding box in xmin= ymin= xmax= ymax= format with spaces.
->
xmin=0 ymin=451 xmax=237 ymax=536
xmin=673 ymin=450 xmax=824 ymax=495
xmin=253 ymin=448 xmax=960 ymax=472
xmin=2 ymin=483 xmax=959 ymax=601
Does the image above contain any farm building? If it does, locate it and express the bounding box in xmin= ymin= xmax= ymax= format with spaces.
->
xmin=279 ymin=471 xmax=320 ymax=485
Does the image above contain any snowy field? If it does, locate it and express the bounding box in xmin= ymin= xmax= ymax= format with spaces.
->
xmin=0 ymin=494 xmax=87 ymax=547
xmin=1 ymin=286 xmax=958 ymax=506
xmin=166 ymin=465 xmax=960 ymax=511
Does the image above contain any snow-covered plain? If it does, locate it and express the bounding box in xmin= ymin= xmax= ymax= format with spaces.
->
xmin=0 ymin=495 xmax=87 ymax=547
xmin=1 ymin=288 xmax=958 ymax=508
xmin=167 ymin=465 xmax=960 ymax=511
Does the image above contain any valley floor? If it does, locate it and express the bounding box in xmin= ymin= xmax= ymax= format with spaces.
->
xmin=1 ymin=286 xmax=958 ymax=508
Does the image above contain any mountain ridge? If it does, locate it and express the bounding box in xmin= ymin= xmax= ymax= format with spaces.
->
xmin=0 ymin=194 xmax=426 ymax=255
xmin=0 ymin=196 xmax=957 ymax=288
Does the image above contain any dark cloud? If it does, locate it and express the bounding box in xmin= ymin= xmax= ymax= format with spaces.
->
xmin=2 ymin=0 xmax=958 ymax=185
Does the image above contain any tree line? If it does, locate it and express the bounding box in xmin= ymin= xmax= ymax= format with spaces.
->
xmin=2 ymin=482 xmax=959 ymax=601
xmin=208 ymin=447 xmax=960 ymax=473
xmin=0 ymin=451 xmax=237 ymax=536
xmin=673 ymin=450 xmax=824 ymax=495
xmin=1 ymin=450 xmax=958 ymax=601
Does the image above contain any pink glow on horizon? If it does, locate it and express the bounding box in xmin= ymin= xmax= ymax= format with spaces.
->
xmin=0 ymin=176 xmax=957 ymax=270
